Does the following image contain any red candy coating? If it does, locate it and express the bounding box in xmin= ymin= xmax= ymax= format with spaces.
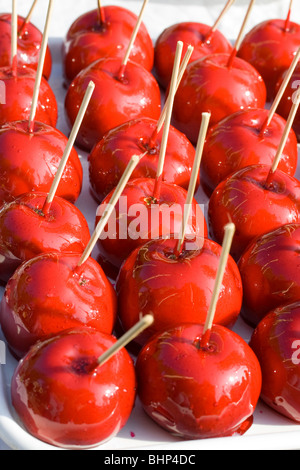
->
xmin=11 ymin=327 xmax=136 ymax=449
xmin=63 ymin=6 xmax=154 ymax=83
xmin=136 ymin=323 xmax=262 ymax=439
xmin=88 ymin=117 xmax=197 ymax=202
xmin=0 ymin=253 xmax=117 ymax=359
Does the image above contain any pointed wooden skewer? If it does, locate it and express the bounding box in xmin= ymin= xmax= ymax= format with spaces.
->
xmin=11 ymin=0 xmax=18 ymax=75
xmin=200 ymin=222 xmax=236 ymax=349
xmin=42 ymin=81 xmax=95 ymax=214
xmin=174 ymin=112 xmax=211 ymax=258
xmin=97 ymin=0 xmax=105 ymax=25
xmin=265 ymin=86 xmax=300 ymax=188
xmin=96 ymin=315 xmax=154 ymax=368
xmin=77 ymin=152 xmax=147 ymax=267
xmin=204 ymin=0 xmax=236 ymax=42
xmin=152 ymin=41 xmax=183 ymax=201
xmin=18 ymin=0 xmax=39 ymax=35
xmin=150 ymin=44 xmax=194 ymax=143
xmin=285 ymin=0 xmax=293 ymax=32
xmin=227 ymin=0 xmax=256 ymax=68
xmin=117 ymin=0 xmax=149 ymax=80
xmin=28 ymin=0 xmax=54 ymax=133
xmin=260 ymin=46 xmax=300 ymax=135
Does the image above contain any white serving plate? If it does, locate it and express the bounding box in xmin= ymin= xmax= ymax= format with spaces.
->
xmin=0 ymin=0 xmax=300 ymax=451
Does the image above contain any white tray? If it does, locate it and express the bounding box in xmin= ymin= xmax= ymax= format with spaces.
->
xmin=0 ymin=0 xmax=300 ymax=451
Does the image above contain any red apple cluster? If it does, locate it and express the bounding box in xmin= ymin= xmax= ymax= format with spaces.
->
xmin=0 ymin=0 xmax=299 ymax=451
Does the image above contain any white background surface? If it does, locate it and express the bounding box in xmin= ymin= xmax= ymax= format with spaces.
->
xmin=0 ymin=0 xmax=300 ymax=451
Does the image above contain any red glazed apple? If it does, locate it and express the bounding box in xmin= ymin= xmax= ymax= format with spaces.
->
xmin=249 ymin=301 xmax=300 ymax=423
xmin=0 ymin=192 xmax=91 ymax=282
xmin=154 ymin=22 xmax=232 ymax=89
xmin=275 ymin=63 xmax=300 ymax=141
xmin=0 ymin=252 xmax=117 ymax=359
xmin=136 ymin=323 xmax=262 ymax=439
xmin=172 ymin=53 xmax=267 ymax=144
xmin=238 ymin=18 xmax=300 ymax=101
xmin=0 ymin=66 xmax=57 ymax=128
xmin=201 ymin=108 xmax=298 ymax=195
xmin=63 ymin=6 xmax=154 ymax=83
xmin=238 ymin=223 xmax=300 ymax=327
xmin=96 ymin=177 xmax=208 ymax=274
xmin=88 ymin=117 xmax=197 ymax=202
xmin=65 ymin=57 xmax=161 ymax=151
xmin=208 ymin=164 xmax=300 ymax=260
xmin=116 ymin=236 xmax=243 ymax=350
xmin=0 ymin=120 xmax=82 ymax=204
xmin=11 ymin=327 xmax=136 ymax=449
xmin=0 ymin=13 xmax=52 ymax=79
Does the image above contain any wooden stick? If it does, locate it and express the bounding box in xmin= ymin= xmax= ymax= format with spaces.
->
xmin=205 ymin=0 xmax=236 ymax=40
xmin=77 ymin=152 xmax=146 ymax=267
xmin=260 ymin=46 xmax=300 ymax=134
xmin=42 ymin=81 xmax=95 ymax=214
xmin=96 ymin=315 xmax=154 ymax=367
xmin=154 ymin=45 xmax=194 ymax=137
xmin=28 ymin=0 xmax=54 ymax=133
xmin=97 ymin=0 xmax=105 ymax=25
xmin=152 ymin=41 xmax=183 ymax=201
xmin=265 ymin=86 xmax=300 ymax=187
xmin=19 ymin=0 xmax=39 ymax=34
xmin=200 ymin=223 xmax=236 ymax=347
xmin=117 ymin=0 xmax=149 ymax=80
xmin=11 ymin=0 xmax=18 ymax=73
xmin=227 ymin=0 xmax=256 ymax=67
xmin=174 ymin=112 xmax=211 ymax=257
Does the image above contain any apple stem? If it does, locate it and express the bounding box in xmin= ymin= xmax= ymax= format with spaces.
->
xmin=76 ymin=152 xmax=146 ymax=267
xmin=96 ymin=315 xmax=154 ymax=368
xmin=42 ymin=81 xmax=95 ymax=215
xmin=204 ymin=0 xmax=235 ymax=43
xmin=18 ymin=0 xmax=39 ymax=36
xmin=148 ymin=45 xmax=194 ymax=151
xmin=199 ymin=223 xmax=236 ymax=349
xmin=284 ymin=0 xmax=293 ymax=32
xmin=11 ymin=0 xmax=18 ymax=76
xmin=97 ymin=0 xmax=106 ymax=25
xmin=152 ymin=41 xmax=183 ymax=201
xmin=174 ymin=112 xmax=211 ymax=258
xmin=117 ymin=0 xmax=149 ymax=81
xmin=259 ymin=46 xmax=300 ymax=137
xmin=226 ymin=0 xmax=256 ymax=68
xmin=28 ymin=0 xmax=54 ymax=133
xmin=265 ymin=86 xmax=300 ymax=188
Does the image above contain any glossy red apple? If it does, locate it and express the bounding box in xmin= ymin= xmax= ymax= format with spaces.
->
xmin=208 ymin=165 xmax=300 ymax=260
xmin=136 ymin=323 xmax=262 ymax=439
xmin=238 ymin=223 xmax=300 ymax=327
xmin=116 ymin=237 xmax=243 ymax=350
xmin=275 ymin=63 xmax=300 ymax=141
xmin=238 ymin=19 xmax=300 ymax=101
xmin=88 ymin=117 xmax=197 ymax=202
xmin=0 ymin=120 xmax=82 ymax=204
xmin=0 ymin=252 xmax=117 ymax=359
xmin=249 ymin=301 xmax=300 ymax=423
xmin=63 ymin=6 xmax=154 ymax=83
xmin=154 ymin=22 xmax=233 ymax=89
xmin=0 ymin=66 xmax=57 ymax=128
xmin=172 ymin=53 xmax=267 ymax=144
xmin=65 ymin=57 xmax=161 ymax=151
xmin=96 ymin=177 xmax=208 ymax=274
xmin=201 ymin=108 xmax=298 ymax=196
xmin=0 ymin=192 xmax=91 ymax=282
xmin=0 ymin=13 xmax=52 ymax=79
xmin=11 ymin=327 xmax=136 ymax=449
